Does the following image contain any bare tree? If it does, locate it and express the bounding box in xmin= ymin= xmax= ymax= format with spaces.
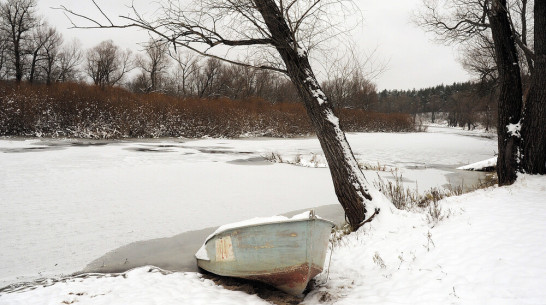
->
xmin=454 ymin=1 xmax=534 ymax=84
xmin=0 ymin=31 xmax=9 ymax=79
xmin=40 ymin=26 xmax=63 ymax=85
xmin=317 ymin=45 xmax=384 ymax=110
xmin=171 ymin=51 xmax=200 ymax=96
xmin=510 ymin=0 xmax=534 ymax=75
xmin=254 ymin=69 xmax=283 ymax=101
xmin=27 ymin=19 xmax=45 ymax=83
xmin=56 ymin=39 xmax=83 ymax=82
xmin=416 ymin=0 xmax=546 ymax=184
xmin=460 ymin=34 xmax=498 ymax=83
xmin=222 ymin=64 xmax=259 ymax=99
xmin=0 ymin=0 xmax=37 ymax=82
xmin=27 ymin=21 xmax=62 ymax=83
xmin=489 ymin=0 xmax=524 ymax=184
xmin=136 ymin=39 xmax=170 ymax=92
xmin=196 ymin=58 xmax=223 ymax=98
xmin=85 ymin=40 xmax=132 ymax=87
xmin=521 ymin=0 xmax=546 ymax=174
xmin=62 ymin=0 xmax=383 ymax=230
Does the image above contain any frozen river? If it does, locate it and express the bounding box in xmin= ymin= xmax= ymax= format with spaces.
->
xmin=0 ymin=126 xmax=496 ymax=286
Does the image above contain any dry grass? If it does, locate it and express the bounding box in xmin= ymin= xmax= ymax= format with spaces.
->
xmin=373 ymin=170 xmax=497 ymax=225
xmin=358 ymin=161 xmax=389 ymax=171
xmin=330 ymin=170 xmax=497 ymax=242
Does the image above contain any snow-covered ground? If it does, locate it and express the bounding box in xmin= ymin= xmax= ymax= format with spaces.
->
xmin=0 ymin=267 xmax=270 ymax=305
xmin=0 ymin=127 xmax=496 ymax=287
xmin=4 ymin=126 xmax=534 ymax=304
xmin=306 ymin=174 xmax=546 ymax=305
xmin=2 ymin=175 xmax=545 ymax=304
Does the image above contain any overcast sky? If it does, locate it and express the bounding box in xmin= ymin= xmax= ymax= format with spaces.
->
xmin=37 ymin=0 xmax=471 ymax=91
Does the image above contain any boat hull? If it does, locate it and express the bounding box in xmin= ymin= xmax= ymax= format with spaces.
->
xmin=196 ymin=217 xmax=333 ymax=295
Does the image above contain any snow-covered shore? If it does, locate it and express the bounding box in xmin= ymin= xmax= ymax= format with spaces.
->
xmin=6 ymin=126 xmax=542 ymax=304
xmin=306 ymin=174 xmax=546 ymax=305
xmin=0 ymin=127 xmax=496 ymax=287
xmin=2 ymin=175 xmax=545 ymax=304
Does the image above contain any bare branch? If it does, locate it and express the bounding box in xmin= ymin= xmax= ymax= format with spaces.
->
xmin=415 ymin=0 xmax=490 ymax=44
xmin=91 ymin=0 xmax=114 ymax=26
xmin=58 ymin=1 xmax=287 ymax=74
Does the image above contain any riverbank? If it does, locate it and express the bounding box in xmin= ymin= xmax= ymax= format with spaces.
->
xmin=0 ymin=127 xmax=496 ymax=287
xmin=2 ymin=175 xmax=545 ymax=304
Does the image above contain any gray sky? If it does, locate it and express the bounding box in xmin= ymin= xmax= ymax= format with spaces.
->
xmin=38 ymin=0 xmax=470 ymax=91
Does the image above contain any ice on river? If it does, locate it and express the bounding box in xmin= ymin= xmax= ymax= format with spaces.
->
xmin=0 ymin=127 xmax=496 ymax=287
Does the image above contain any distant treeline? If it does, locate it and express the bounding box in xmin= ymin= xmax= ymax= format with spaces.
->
xmin=0 ymin=81 xmax=414 ymax=139
xmin=376 ymin=81 xmax=498 ymax=131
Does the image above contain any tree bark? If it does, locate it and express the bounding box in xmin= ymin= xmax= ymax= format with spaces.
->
xmin=520 ymin=0 xmax=534 ymax=74
xmin=488 ymin=0 xmax=524 ymax=185
xmin=13 ymin=33 xmax=23 ymax=82
xmin=521 ymin=0 xmax=546 ymax=174
xmin=253 ymin=0 xmax=372 ymax=229
xmin=28 ymin=50 xmax=38 ymax=83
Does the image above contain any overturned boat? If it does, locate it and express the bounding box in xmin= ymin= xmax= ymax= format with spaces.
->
xmin=195 ymin=210 xmax=334 ymax=295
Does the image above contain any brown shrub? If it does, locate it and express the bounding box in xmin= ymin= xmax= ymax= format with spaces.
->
xmin=0 ymin=81 xmax=415 ymax=139
xmin=336 ymin=108 xmax=414 ymax=132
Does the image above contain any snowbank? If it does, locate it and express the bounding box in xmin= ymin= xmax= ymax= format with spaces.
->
xmin=0 ymin=267 xmax=269 ymax=305
xmin=306 ymin=175 xmax=546 ymax=305
xmin=457 ymin=157 xmax=497 ymax=171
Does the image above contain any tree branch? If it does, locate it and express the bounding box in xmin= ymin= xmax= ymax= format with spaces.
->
xmin=57 ymin=3 xmax=286 ymax=74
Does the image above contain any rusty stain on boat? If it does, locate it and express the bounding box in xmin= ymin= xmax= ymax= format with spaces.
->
xmin=215 ymin=236 xmax=235 ymax=262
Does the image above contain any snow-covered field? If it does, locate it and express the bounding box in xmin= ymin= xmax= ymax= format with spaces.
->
xmin=306 ymin=174 xmax=546 ymax=305
xmin=4 ymin=126 xmax=541 ymax=305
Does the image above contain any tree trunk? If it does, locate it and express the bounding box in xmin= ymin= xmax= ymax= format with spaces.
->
xmin=488 ymin=0 xmax=524 ymax=185
xmin=13 ymin=39 xmax=23 ymax=82
xmin=521 ymin=0 xmax=546 ymax=174
xmin=45 ymin=58 xmax=53 ymax=85
xmin=150 ymin=67 xmax=157 ymax=92
xmin=253 ymin=0 xmax=372 ymax=229
xmin=29 ymin=50 xmax=38 ymax=83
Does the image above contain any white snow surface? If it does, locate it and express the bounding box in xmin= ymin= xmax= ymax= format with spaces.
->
xmin=305 ymin=174 xmax=546 ymax=305
xmin=2 ymin=175 xmax=545 ymax=304
xmin=457 ymin=157 xmax=497 ymax=171
xmin=0 ymin=126 xmax=511 ymax=302
xmin=0 ymin=267 xmax=270 ymax=305
xmin=0 ymin=127 xmax=497 ymax=287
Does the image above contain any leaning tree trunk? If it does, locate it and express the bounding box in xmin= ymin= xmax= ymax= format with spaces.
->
xmin=521 ymin=0 xmax=546 ymax=174
xmin=254 ymin=0 xmax=373 ymax=229
xmin=488 ymin=0 xmax=524 ymax=185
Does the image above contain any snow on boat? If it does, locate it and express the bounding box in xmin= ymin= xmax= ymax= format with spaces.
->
xmin=195 ymin=210 xmax=335 ymax=295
